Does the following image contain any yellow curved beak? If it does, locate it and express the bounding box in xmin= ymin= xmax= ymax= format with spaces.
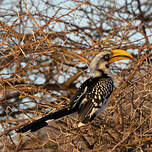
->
xmin=109 ymin=49 xmax=133 ymax=64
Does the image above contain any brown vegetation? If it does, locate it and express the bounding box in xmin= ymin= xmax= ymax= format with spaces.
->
xmin=0 ymin=0 xmax=151 ymax=151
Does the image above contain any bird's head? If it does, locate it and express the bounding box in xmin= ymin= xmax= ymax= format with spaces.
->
xmin=89 ymin=49 xmax=133 ymax=77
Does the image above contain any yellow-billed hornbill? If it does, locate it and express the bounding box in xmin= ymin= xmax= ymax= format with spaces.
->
xmin=17 ymin=49 xmax=133 ymax=133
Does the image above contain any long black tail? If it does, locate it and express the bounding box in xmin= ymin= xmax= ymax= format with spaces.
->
xmin=16 ymin=107 xmax=76 ymax=133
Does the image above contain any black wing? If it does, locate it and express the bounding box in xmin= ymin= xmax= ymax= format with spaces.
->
xmin=77 ymin=76 xmax=113 ymax=123
xmin=69 ymin=77 xmax=94 ymax=110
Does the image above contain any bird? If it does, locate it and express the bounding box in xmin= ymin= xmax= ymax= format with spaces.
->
xmin=16 ymin=49 xmax=133 ymax=133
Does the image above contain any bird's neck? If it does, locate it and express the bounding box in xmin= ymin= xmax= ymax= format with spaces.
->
xmin=93 ymin=69 xmax=112 ymax=78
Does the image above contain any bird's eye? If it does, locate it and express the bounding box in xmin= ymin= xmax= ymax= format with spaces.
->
xmin=104 ymin=55 xmax=109 ymax=61
xmin=105 ymin=64 xmax=109 ymax=68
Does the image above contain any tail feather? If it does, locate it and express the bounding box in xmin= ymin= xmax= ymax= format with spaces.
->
xmin=16 ymin=107 xmax=76 ymax=133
